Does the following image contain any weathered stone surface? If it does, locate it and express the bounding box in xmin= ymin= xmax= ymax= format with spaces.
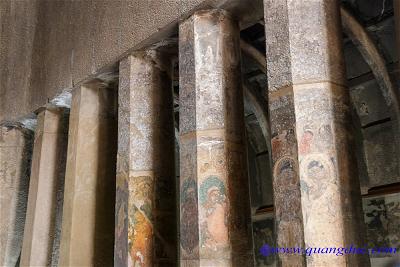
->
xmin=20 ymin=108 xmax=68 ymax=267
xmin=363 ymin=121 xmax=400 ymax=187
xmin=115 ymin=51 xmax=177 ymax=267
xmin=350 ymin=79 xmax=391 ymax=127
xmin=363 ymin=192 xmax=400 ymax=263
xmin=264 ymin=0 xmax=369 ymax=266
xmin=58 ymin=82 xmax=117 ymax=267
xmin=264 ymin=1 xmax=346 ymax=92
xmin=0 ymin=0 xmax=263 ymax=123
xmin=0 ymin=0 xmax=38 ymax=122
xmin=179 ymin=9 xmax=253 ymax=266
xmin=0 ymin=125 xmax=33 ymax=266
xmin=245 ymin=113 xmax=273 ymax=209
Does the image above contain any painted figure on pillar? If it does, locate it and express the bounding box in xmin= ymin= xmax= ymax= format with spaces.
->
xmin=199 ymin=176 xmax=228 ymax=251
xmin=271 ymin=128 xmax=297 ymax=157
xmin=299 ymin=128 xmax=314 ymax=155
xmin=115 ymin=174 xmax=129 ymax=267
xmin=180 ymin=178 xmax=199 ymax=255
xmin=318 ymin=124 xmax=333 ymax=148
xmin=301 ymin=158 xmax=332 ymax=200
xmin=129 ymin=176 xmax=154 ymax=266
xmin=300 ymin=154 xmax=339 ymax=231
xmin=129 ymin=205 xmax=153 ymax=266
xmin=299 ymin=124 xmax=334 ymax=155
xmin=273 ymin=157 xmax=301 ymax=222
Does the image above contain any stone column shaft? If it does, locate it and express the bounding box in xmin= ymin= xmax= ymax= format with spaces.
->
xmin=20 ymin=108 xmax=68 ymax=267
xmin=59 ymin=82 xmax=117 ymax=267
xmin=264 ymin=0 xmax=369 ymax=266
xmin=179 ymin=9 xmax=253 ymax=267
xmin=0 ymin=125 xmax=32 ymax=267
xmin=114 ymin=51 xmax=177 ymax=267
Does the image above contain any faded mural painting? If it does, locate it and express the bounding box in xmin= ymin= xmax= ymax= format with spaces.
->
xmin=253 ymin=214 xmax=276 ymax=267
xmin=128 ymin=176 xmax=154 ymax=266
xmin=363 ymin=193 xmax=400 ymax=257
xmin=180 ymin=178 xmax=199 ymax=256
xmin=251 ymin=192 xmax=400 ymax=267
xmin=199 ymin=176 xmax=228 ymax=251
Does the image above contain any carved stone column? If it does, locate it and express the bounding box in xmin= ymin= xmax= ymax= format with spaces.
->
xmin=263 ymin=0 xmax=370 ymax=266
xmin=179 ymin=9 xmax=253 ymax=267
xmin=20 ymin=107 xmax=68 ymax=267
xmin=0 ymin=125 xmax=33 ymax=266
xmin=114 ymin=51 xmax=177 ymax=267
xmin=58 ymin=82 xmax=117 ymax=266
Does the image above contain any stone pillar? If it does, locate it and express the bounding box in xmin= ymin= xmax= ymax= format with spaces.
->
xmin=114 ymin=51 xmax=177 ymax=266
xmin=58 ymin=81 xmax=117 ymax=266
xmin=0 ymin=125 xmax=33 ymax=266
xmin=264 ymin=1 xmax=369 ymax=266
xmin=179 ymin=10 xmax=253 ymax=266
xmin=20 ymin=107 xmax=68 ymax=267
